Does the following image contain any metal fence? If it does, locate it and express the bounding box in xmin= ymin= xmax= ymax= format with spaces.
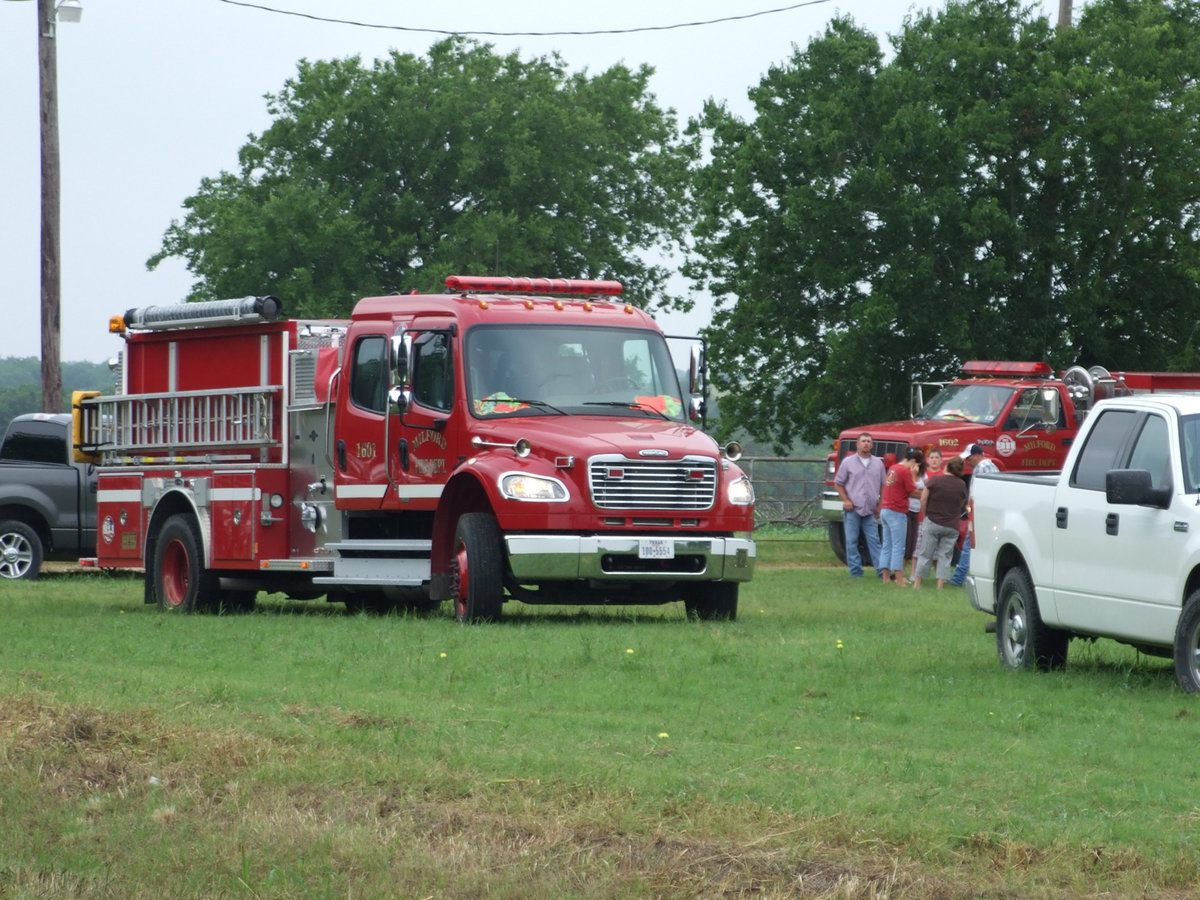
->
xmin=741 ymin=456 xmax=829 ymax=529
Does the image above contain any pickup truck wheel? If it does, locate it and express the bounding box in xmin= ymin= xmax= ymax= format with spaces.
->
xmin=0 ymin=520 xmax=43 ymax=580
xmin=451 ymin=513 xmax=503 ymax=624
xmin=684 ymin=582 xmax=739 ymax=621
xmin=996 ymin=567 xmax=1068 ymax=671
xmin=153 ymin=515 xmax=217 ymax=613
xmin=1172 ymin=590 xmax=1200 ymax=692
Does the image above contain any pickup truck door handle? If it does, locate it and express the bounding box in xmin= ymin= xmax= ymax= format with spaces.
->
xmin=1106 ymin=513 xmax=1119 ymax=536
xmin=1056 ymin=507 xmax=1068 ymax=529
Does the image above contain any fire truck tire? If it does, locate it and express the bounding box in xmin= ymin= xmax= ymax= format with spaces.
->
xmin=684 ymin=582 xmax=738 ymax=621
xmin=451 ymin=513 xmax=504 ymax=624
xmin=153 ymin=515 xmax=218 ymax=614
xmin=995 ymin=566 xmax=1068 ymax=672
xmin=0 ymin=519 xmax=43 ymax=580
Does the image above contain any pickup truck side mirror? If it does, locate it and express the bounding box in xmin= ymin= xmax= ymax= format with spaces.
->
xmin=1106 ymin=468 xmax=1171 ymax=509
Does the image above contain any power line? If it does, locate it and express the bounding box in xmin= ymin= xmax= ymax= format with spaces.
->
xmin=214 ymin=0 xmax=835 ymax=37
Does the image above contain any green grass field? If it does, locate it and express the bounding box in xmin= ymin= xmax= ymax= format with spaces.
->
xmin=2 ymin=538 xmax=1198 ymax=898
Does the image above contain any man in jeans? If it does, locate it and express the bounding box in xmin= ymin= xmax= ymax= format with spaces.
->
xmin=949 ymin=444 xmax=998 ymax=586
xmin=834 ymin=432 xmax=886 ymax=578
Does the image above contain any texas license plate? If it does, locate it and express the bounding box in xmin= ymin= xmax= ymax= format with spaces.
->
xmin=638 ymin=539 xmax=675 ymax=560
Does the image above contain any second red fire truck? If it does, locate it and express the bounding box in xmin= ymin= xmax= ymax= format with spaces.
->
xmin=821 ymin=360 xmax=1200 ymax=562
xmin=75 ymin=276 xmax=755 ymax=621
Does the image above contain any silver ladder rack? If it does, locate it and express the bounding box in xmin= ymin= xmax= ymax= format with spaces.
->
xmin=77 ymin=387 xmax=283 ymax=465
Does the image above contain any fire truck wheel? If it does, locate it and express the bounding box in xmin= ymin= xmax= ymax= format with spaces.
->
xmin=1172 ymin=589 xmax=1200 ymax=693
xmin=451 ymin=513 xmax=504 ymax=624
xmin=153 ymin=515 xmax=218 ymax=613
xmin=684 ymin=582 xmax=738 ymax=621
xmin=995 ymin=566 xmax=1067 ymax=672
xmin=0 ymin=520 xmax=43 ymax=580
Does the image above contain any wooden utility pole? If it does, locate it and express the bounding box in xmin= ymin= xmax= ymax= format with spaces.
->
xmin=37 ymin=0 xmax=63 ymax=413
xmin=1058 ymin=0 xmax=1073 ymax=29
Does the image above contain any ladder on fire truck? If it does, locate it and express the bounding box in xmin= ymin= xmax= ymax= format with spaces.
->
xmin=75 ymin=387 xmax=283 ymax=466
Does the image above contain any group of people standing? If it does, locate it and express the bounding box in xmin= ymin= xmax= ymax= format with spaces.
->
xmin=832 ymin=433 xmax=997 ymax=588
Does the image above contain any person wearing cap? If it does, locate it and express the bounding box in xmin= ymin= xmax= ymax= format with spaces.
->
xmin=949 ymin=444 xmax=999 ymax=586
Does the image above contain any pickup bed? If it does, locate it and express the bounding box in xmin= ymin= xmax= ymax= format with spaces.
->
xmin=0 ymin=413 xmax=97 ymax=579
xmin=967 ymin=394 xmax=1200 ymax=691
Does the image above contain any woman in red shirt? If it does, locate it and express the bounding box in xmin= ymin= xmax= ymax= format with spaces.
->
xmin=880 ymin=449 xmax=921 ymax=584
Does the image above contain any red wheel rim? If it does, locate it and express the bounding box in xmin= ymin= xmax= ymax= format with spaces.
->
xmin=161 ymin=538 xmax=190 ymax=608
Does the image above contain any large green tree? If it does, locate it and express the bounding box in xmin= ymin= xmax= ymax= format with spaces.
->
xmin=688 ymin=0 xmax=1200 ymax=448
xmin=150 ymin=37 xmax=696 ymax=317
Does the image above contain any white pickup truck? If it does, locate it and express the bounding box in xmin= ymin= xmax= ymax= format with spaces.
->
xmin=967 ymin=394 xmax=1200 ymax=691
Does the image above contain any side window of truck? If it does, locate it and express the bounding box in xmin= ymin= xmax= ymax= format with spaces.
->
xmin=0 ymin=420 xmax=67 ymax=465
xmin=350 ymin=335 xmax=388 ymax=414
xmin=412 ymin=333 xmax=454 ymax=412
xmin=1127 ymin=414 xmax=1170 ymax=490
xmin=1070 ymin=409 xmax=1138 ymax=491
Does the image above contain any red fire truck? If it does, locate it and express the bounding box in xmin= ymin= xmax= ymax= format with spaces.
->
xmin=74 ymin=276 xmax=755 ymax=621
xmin=821 ymin=360 xmax=1200 ymax=562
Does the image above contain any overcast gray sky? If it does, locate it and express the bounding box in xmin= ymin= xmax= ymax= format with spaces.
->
xmin=0 ymin=0 xmax=1065 ymax=363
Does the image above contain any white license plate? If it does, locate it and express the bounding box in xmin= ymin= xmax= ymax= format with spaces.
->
xmin=638 ymin=539 xmax=675 ymax=560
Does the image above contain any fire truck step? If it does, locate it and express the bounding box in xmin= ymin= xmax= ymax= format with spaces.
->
xmin=325 ymin=539 xmax=432 ymax=554
xmin=317 ymin=552 xmax=432 ymax=587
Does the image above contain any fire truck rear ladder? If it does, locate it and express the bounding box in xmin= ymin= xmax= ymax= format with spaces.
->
xmin=76 ymin=388 xmax=282 ymax=464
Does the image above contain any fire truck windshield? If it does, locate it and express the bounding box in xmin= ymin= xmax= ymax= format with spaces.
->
xmin=915 ymin=383 xmax=1016 ymax=425
xmin=466 ymin=324 xmax=686 ymax=421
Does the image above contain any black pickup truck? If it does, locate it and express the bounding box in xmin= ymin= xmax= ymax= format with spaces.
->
xmin=0 ymin=413 xmax=97 ymax=579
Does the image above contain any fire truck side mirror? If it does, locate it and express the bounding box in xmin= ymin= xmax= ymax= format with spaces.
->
xmin=390 ymin=333 xmax=412 ymax=386
xmin=389 ymin=333 xmax=415 ymax=415
xmin=1041 ymin=387 xmax=1060 ymax=428
xmin=388 ymin=386 xmax=411 ymax=416
xmin=688 ymin=343 xmax=705 ymax=395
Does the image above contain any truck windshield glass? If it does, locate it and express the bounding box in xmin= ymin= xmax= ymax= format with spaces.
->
xmin=1182 ymin=415 xmax=1200 ymax=495
xmin=916 ymin=384 xmax=1015 ymax=425
xmin=466 ymin=325 xmax=685 ymax=421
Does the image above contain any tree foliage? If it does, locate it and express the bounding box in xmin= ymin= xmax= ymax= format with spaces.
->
xmin=149 ymin=37 xmax=696 ymax=318
xmin=688 ymin=0 xmax=1200 ymax=448
xmin=0 ymin=357 xmax=113 ymax=423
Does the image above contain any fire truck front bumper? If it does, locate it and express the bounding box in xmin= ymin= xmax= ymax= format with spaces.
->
xmin=505 ymin=535 xmax=756 ymax=582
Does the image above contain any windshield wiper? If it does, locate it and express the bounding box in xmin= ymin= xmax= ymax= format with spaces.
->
xmin=583 ymin=401 xmax=672 ymax=420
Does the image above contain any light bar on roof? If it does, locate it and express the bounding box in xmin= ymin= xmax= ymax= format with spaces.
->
xmin=960 ymin=360 xmax=1053 ymax=378
xmin=445 ymin=275 xmax=623 ymax=296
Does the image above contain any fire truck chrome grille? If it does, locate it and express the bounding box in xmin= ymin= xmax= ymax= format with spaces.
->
xmin=588 ymin=455 xmax=717 ymax=511
xmin=839 ymin=438 xmax=909 ymax=464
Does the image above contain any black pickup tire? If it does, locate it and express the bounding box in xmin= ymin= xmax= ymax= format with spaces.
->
xmin=1172 ymin=590 xmax=1200 ymax=692
xmin=0 ymin=520 xmax=43 ymax=580
xmin=996 ymin=566 xmax=1068 ymax=671
xmin=451 ymin=513 xmax=504 ymax=624
xmin=152 ymin=515 xmax=218 ymax=613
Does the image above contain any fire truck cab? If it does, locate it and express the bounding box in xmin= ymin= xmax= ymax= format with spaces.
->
xmin=76 ymin=277 xmax=756 ymax=621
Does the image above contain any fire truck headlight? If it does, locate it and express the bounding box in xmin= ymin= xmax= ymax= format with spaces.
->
xmin=727 ymin=475 xmax=755 ymax=506
xmin=500 ymin=473 xmax=568 ymax=502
